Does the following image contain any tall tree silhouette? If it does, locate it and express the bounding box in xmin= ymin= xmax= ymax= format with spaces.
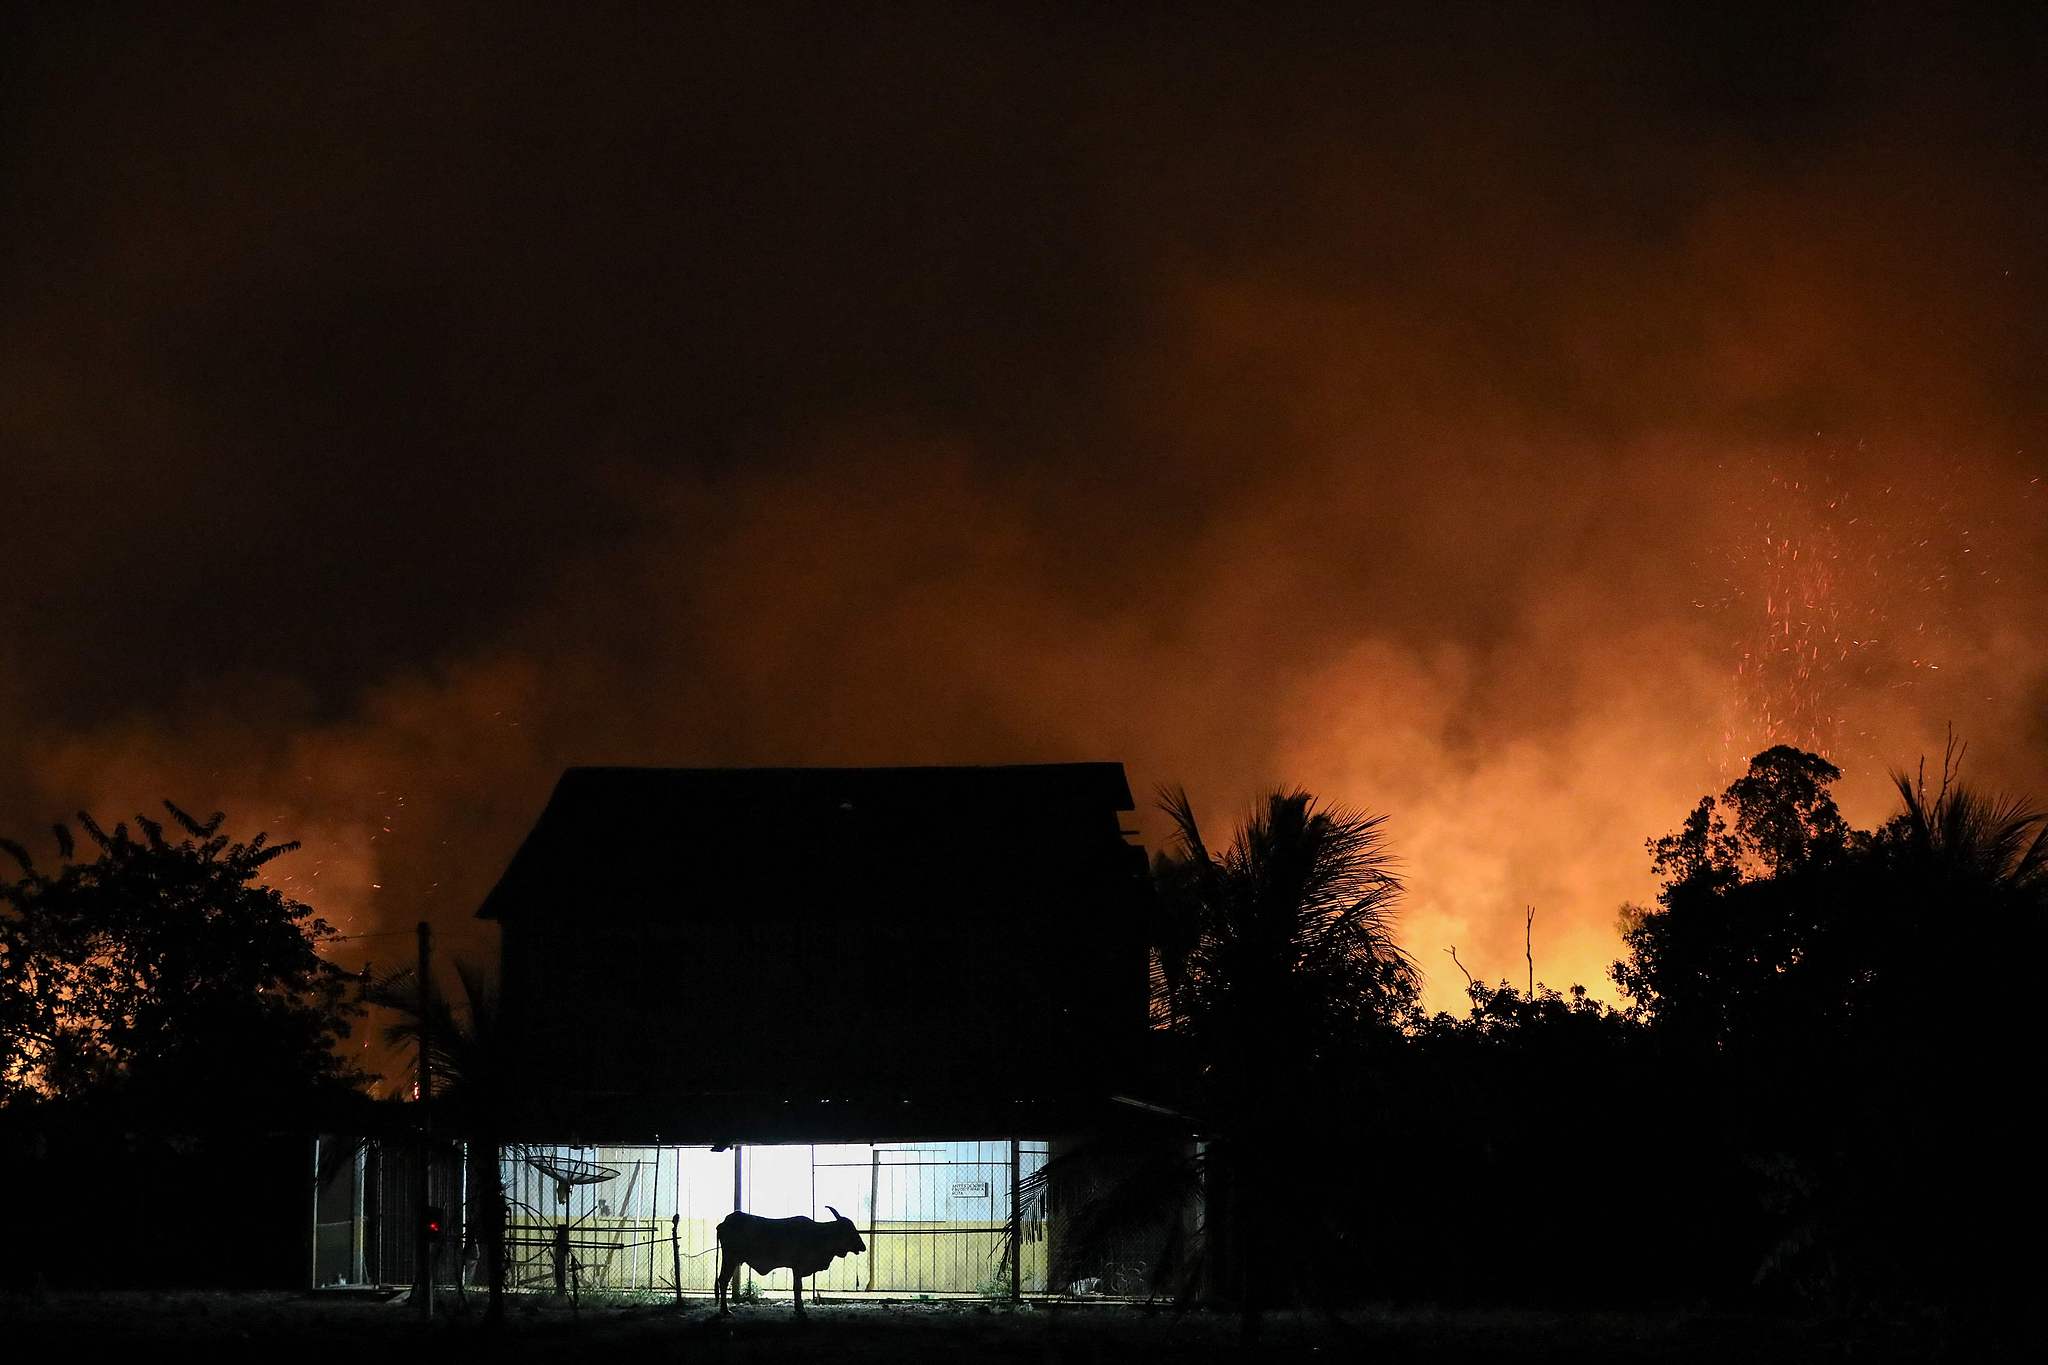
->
xmin=1615 ymin=748 xmax=1864 ymax=1054
xmin=1615 ymin=741 xmax=2046 ymax=1302
xmin=1160 ymin=789 xmax=1417 ymax=1328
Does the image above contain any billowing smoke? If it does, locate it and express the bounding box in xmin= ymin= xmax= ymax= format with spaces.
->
xmin=4 ymin=6 xmax=2042 ymax=1036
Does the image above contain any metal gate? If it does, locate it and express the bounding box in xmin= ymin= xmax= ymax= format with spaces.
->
xmin=311 ymin=1137 xmax=465 ymax=1288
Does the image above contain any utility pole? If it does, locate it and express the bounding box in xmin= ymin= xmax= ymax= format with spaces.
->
xmin=415 ymin=919 xmax=435 ymax=1320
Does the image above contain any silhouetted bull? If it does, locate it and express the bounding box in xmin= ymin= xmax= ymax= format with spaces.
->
xmin=715 ymin=1206 xmax=866 ymax=1313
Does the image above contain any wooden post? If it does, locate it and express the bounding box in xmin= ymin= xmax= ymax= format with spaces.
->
xmin=1008 ymin=1139 xmax=1022 ymax=1302
xmin=732 ymin=1145 xmax=746 ymax=1297
xmin=353 ymin=1142 xmax=367 ymax=1285
xmin=310 ymin=1134 xmax=322 ymax=1290
xmin=415 ymin=920 xmax=434 ymax=1319
xmin=673 ymin=1145 xmax=685 ymax=1301
xmin=866 ymin=1148 xmax=881 ymax=1291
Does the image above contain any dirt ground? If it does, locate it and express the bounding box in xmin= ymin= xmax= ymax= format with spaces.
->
xmin=0 ymin=1290 xmax=2018 ymax=1363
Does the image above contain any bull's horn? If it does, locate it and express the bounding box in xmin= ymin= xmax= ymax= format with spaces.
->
xmin=826 ymin=1205 xmax=845 ymax=1221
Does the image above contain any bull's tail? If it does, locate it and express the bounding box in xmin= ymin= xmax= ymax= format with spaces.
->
xmin=713 ymin=1218 xmax=725 ymax=1311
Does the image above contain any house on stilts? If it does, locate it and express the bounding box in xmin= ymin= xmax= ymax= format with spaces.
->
xmin=313 ymin=763 xmax=1189 ymax=1299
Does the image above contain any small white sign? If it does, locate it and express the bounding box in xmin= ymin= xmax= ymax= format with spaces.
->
xmin=950 ymin=1180 xmax=991 ymax=1199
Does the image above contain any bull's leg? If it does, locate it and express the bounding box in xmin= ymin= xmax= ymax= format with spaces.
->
xmin=793 ymin=1274 xmax=805 ymax=1314
xmin=715 ymin=1254 xmax=730 ymax=1314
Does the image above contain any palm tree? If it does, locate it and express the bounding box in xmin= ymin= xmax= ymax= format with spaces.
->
xmin=1805 ymin=745 xmax=2048 ymax=1302
xmin=367 ymin=959 xmax=516 ymax=1325
xmin=1152 ymin=786 xmax=1417 ymax=1074
xmin=1862 ymin=740 xmax=2048 ymax=1041
xmin=1020 ymin=788 xmax=1418 ymax=1333
xmin=1886 ymin=747 xmax=2048 ymax=905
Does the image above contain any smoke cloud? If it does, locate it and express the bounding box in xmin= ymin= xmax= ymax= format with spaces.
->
xmin=4 ymin=5 xmax=2043 ymax=1039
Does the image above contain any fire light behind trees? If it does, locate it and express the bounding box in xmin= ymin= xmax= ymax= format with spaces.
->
xmin=0 ymin=805 xmax=361 ymax=1110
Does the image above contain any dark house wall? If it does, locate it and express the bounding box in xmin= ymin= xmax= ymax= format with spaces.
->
xmin=481 ymin=765 xmax=1149 ymax=1136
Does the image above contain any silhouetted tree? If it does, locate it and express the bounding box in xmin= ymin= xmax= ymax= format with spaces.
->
xmin=1613 ymin=747 xmax=1867 ymax=1055
xmin=1613 ymin=741 xmax=2045 ymax=1304
xmin=0 ymin=803 xmax=359 ymax=1112
xmin=1165 ymin=788 xmax=1420 ymax=1324
xmin=1722 ymin=745 xmax=1855 ymax=876
xmin=1152 ymin=788 xmax=1419 ymax=1055
xmin=1838 ymin=745 xmax=2047 ymax=1302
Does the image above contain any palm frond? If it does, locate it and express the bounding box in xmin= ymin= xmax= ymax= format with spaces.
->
xmin=163 ymin=802 xmax=225 ymax=839
xmin=1006 ymin=1135 xmax=1204 ymax=1301
xmin=248 ymin=840 xmax=300 ymax=867
xmin=133 ymin=813 xmax=166 ymax=850
xmin=364 ymin=956 xmax=512 ymax=1116
xmin=1888 ymin=765 xmax=2048 ymax=896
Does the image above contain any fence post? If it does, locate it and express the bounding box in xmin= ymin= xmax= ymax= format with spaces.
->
xmin=1008 ymin=1139 xmax=1022 ymax=1302
xmin=310 ymin=1134 xmax=322 ymax=1290
xmin=733 ymin=1145 xmax=746 ymax=1296
xmin=353 ymin=1142 xmax=367 ymax=1285
xmin=414 ymin=920 xmax=434 ymax=1319
xmin=867 ymin=1148 xmax=881 ymax=1291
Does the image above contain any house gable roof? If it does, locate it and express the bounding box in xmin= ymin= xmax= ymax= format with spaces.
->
xmin=476 ymin=762 xmax=1136 ymax=923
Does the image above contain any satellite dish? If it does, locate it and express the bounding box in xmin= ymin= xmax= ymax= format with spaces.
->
xmin=523 ymin=1150 xmax=619 ymax=1205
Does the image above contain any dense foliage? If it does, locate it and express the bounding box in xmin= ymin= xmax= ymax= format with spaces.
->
xmin=1069 ymin=745 xmax=2041 ymax=1320
xmin=1605 ymin=742 xmax=2044 ymax=1304
xmin=0 ymin=803 xmax=360 ymax=1115
xmin=1150 ymin=787 xmax=1420 ymax=1094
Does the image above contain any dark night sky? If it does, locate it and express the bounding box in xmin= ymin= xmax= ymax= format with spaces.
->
xmin=4 ymin=3 xmax=2044 ymax=1017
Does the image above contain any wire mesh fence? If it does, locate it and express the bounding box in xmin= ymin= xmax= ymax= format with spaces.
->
xmin=317 ymin=1137 xmax=1091 ymax=1298
xmin=498 ymin=1140 xmax=1050 ymax=1298
xmin=316 ymin=1135 xmax=1191 ymax=1300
